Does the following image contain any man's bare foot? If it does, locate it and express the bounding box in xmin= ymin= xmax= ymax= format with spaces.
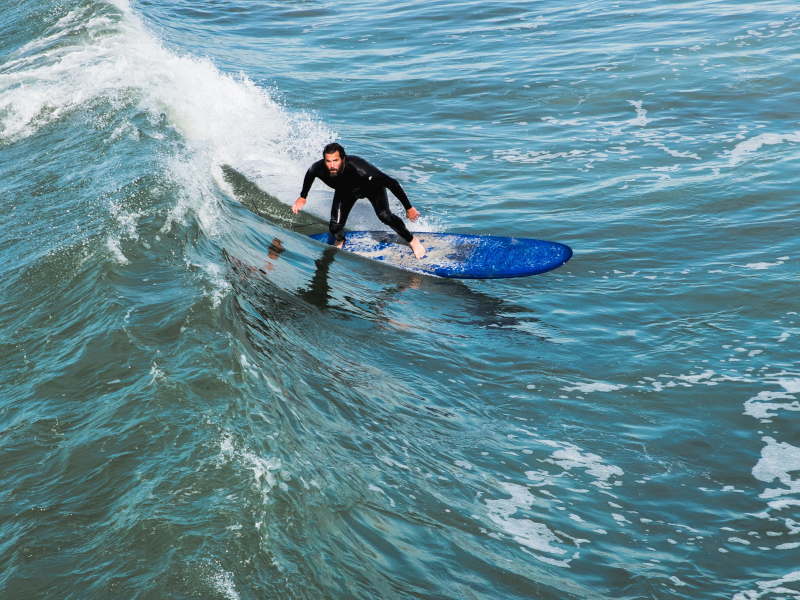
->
xmin=409 ymin=237 xmax=426 ymax=259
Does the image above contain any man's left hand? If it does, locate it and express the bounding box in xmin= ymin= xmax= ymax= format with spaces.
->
xmin=406 ymin=207 xmax=420 ymax=221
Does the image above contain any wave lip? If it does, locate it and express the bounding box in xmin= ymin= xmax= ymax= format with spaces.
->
xmin=0 ymin=0 xmax=329 ymax=207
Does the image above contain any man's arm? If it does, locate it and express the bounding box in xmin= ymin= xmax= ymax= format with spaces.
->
xmin=377 ymin=171 xmax=420 ymax=220
xmin=379 ymin=173 xmax=412 ymax=211
xmin=354 ymin=156 xmax=417 ymax=217
xmin=292 ymin=165 xmax=317 ymax=214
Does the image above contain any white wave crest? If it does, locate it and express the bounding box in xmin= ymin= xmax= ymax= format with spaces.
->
xmin=0 ymin=0 xmax=331 ymax=205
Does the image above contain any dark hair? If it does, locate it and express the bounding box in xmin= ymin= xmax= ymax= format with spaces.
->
xmin=323 ymin=142 xmax=346 ymax=158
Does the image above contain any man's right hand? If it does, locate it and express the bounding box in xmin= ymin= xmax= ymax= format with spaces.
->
xmin=292 ymin=197 xmax=307 ymax=214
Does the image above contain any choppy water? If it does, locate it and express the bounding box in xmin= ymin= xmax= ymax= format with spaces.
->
xmin=2 ymin=0 xmax=799 ymax=598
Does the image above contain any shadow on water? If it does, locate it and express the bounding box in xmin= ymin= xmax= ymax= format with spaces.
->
xmin=221 ymin=164 xmax=328 ymax=236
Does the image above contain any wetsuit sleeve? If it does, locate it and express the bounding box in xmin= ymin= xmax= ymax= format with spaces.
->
xmin=378 ymin=172 xmax=412 ymax=211
xmin=299 ymin=164 xmax=317 ymax=198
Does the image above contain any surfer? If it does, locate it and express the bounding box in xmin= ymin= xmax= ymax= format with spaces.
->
xmin=292 ymin=143 xmax=426 ymax=259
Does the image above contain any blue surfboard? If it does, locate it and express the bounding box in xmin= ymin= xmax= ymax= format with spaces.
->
xmin=308 ymin=231 xmax=572 ymax=279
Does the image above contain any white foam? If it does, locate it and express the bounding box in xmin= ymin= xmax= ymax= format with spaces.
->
xmin=493 ymin=148 xmax=589 ymax=164
xmin=670 ymin=576 xmax=687 ymax=587
xmin=217 ymin=433 xmax=284 ymax=496
xmin=653 ymin=143 xmax=701 ymax=160
xmin=540 ymin=442 xmax=624 ymax=490
xmin=148 ymin=362 xmax=165 ymax=384
xmin=105 ymin=236 xmax=129 ymax=264
xmin=786 ymin=519 xmax=800 ymax=535
xmin=670 ymin=370 xmax=716 ymax=385
xmin=562 ymin=381 xmax=626 ymax=393
xmin=745 ymin=261 xmax=784 ymax=270
xmin=752 ymin=437 xmax=800 ymax=504
xmin=732 ymin=570 xmax=800 ymax=600
xmin=744 ymin=390 xmax=800 ymax=420
xmin=777 ymin=542 xmax=800 ymax=550
xmin=210 ymin=568 xmax=240 ymax=600
xmin=729 ymin=131 xmax=800 ymax=165
xmin=778 ymin=378 xmax=800 ymax=393
xmin=484 ymin=482 xmax=568 ymax=557
xmin=541 ymin=115 xmax=585 ymax=127
xmin=568 ymin=513 xmax=585 ymax=523
xmin=611 ymin=513 xmax=630 ymax=524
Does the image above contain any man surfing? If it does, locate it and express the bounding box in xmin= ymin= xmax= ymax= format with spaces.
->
xmin=292 ymin=143 xmax=426 ymax=259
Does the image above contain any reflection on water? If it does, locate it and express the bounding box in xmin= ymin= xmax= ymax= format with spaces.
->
xmin=296 ymin=246 xmax=337 ymax=310
xmin=225 ymin=238 xmax=549 ymax=339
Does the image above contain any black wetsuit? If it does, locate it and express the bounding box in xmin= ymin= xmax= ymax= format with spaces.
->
xmin=299 ymin=155 xmax=414 ymax=243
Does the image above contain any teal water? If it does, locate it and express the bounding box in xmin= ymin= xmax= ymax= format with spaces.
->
xmin=1 ymin=0 xmax=799 ymax=598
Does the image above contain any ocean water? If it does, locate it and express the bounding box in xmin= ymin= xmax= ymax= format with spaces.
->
xmin=1 ymin=0 xmax=799 ymax=597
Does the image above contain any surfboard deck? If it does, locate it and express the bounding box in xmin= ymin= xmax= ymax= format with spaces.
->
xmin=308 ymin=231 xmax=572 ymax=279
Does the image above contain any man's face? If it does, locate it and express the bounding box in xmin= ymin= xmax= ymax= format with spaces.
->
xmin=324 ymin=151 xmax=343 ymax=176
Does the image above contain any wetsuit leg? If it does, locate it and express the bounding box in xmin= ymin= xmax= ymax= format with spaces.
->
xmin=329 ymin=191 xmax=357 ymax=243
xmin=368 ymin=188 xmax=413 ymax=242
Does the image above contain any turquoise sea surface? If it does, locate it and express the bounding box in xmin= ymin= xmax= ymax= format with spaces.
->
xmin=1 ymin=1 xmax=799 ymax=598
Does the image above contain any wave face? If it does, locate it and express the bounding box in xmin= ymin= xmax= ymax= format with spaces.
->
xmin=2 ymin=0 xmax=799 ymax=598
